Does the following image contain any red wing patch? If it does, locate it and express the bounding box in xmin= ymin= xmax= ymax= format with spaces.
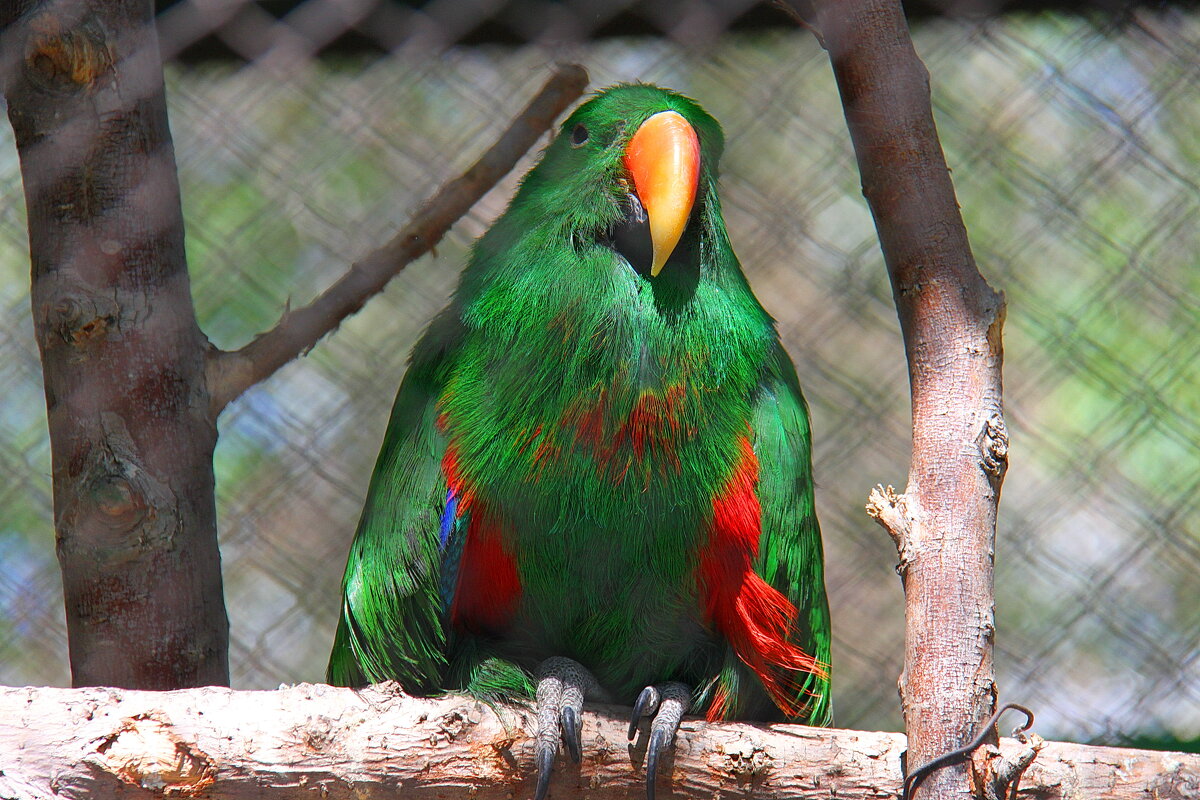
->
xmin=697 ymin=436 xmax=827 ymax=720
xmin=443 ymin=445 xmax=521 ymax=634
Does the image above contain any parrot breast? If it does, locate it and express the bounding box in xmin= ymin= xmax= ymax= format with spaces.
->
xmin=433 ymin=246 xmax=784 ymax=696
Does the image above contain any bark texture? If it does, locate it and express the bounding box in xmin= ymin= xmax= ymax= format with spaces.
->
xmin=0 ymin=686 xmax=1195 ymax=800
xmin=811 ymin=2 xmax=1008 ymax=798
xmin=3 ymin=0 xmax=228 ymax=688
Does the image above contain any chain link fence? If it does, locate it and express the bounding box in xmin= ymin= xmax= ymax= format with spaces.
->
xmin=0 ymin=1 xmax=1197 ymax=747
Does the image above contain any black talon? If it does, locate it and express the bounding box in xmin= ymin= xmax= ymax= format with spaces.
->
xmin=534 ymin=657 xmax=606 ymax=799
xmin=628 ymin=685 xmax=658 ymax=740
xmin=535 ymin=742 xmax=555 ymax=800
xmin=561 ymin=705 xmax=582 ymax=763
xmin=645 ymin=726 xmax=666 ymax=800
xmin=634 ymin=682 xmax=688 ymax=800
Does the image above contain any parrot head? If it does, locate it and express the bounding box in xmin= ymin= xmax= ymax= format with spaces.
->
xmin=457 ymin=83 xmax=759 ymax=390
xmin=508 ymin=83 xmax=727 ymax=282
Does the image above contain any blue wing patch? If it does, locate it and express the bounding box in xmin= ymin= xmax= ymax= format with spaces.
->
xmin=440 ymin=488 xmax=459 ymax=551
xmin=438 ymin=487 xmax=466 ymax=616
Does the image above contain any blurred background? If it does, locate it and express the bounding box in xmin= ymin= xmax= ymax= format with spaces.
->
xmin=0 ymin=0 xmax=1197 ymax=748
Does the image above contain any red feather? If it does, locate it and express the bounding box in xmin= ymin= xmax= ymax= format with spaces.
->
xmin=698 ymin=436 xmax=827 ymax=719
xmin=443 ymin=445 xmax=521 ymax=634
xmin=563 ymin=384 xmax=686 ymax=482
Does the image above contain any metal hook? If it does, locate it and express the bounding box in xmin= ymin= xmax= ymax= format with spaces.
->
xmin=900 ymin=703 xmax=1035 ymax=800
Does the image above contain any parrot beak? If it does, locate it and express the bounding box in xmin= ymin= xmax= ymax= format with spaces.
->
xmin=622 ymin=111 xmax=700 ymax=277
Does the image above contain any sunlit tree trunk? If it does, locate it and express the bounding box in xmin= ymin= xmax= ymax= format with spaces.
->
xmin=810 ymin=1 xmax=1008 ymax=797
xmin=1 ymin=0 xmax=585 ymax=687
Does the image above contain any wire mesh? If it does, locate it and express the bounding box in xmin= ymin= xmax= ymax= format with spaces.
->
xmin=0 ymin=0 xmax=1197 ymax=747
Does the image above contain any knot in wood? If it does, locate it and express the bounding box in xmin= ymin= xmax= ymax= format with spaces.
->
xmin=59 ymin=415 xmax=178 ymax=561
xmin=90 ymin=474 xmax=146 ymax=527
xmin=43 ymin=290 xmax=121 ymax=348
xmin=24 ymin=15 xmax=113 ymax=94
xmin=433 ymin=705 xmax=481 ymax=744
xmin=298 ymin=715 xmax=336 ymax=752
xmin=717 ymin=738 xmax=774 ymax=787
xmin=978 ymin=416 xmax=1009 ymax=482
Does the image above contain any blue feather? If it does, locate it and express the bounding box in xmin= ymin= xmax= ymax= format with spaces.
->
xmin=438 ymin=488 xmax=465 ymax=615
xmin=439 ymin=488 xmax=458 ymax=551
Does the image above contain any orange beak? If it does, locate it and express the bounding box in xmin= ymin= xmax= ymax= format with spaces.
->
xmin=622 ymin=111 xmax=700 ymax=277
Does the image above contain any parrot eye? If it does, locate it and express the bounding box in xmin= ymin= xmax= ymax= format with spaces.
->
xmin=571 ymin=124 xmax=589 ymax=147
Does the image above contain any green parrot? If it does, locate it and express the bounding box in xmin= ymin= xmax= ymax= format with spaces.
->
xmin=328 ymin=83 xmax=831 ymax=799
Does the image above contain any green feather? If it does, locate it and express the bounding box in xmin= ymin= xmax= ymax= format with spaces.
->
xmin=329 ymin=83 xmax=832 ymax=724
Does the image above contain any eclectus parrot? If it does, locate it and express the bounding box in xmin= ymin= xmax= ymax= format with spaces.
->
xmin=328 ymin=84 xmax=831 ymax=799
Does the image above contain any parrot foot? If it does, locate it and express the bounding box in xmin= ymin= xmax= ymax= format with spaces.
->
xmin=534 ymin=656 xmax=604 ymax=800
xmin=627 ymin=682 xmax=690 ymax=800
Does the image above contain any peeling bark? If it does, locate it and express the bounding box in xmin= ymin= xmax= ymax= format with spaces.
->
xmin=0 ymin=686 xmax=1195 ymax=800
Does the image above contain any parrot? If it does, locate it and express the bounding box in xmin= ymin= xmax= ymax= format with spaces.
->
xmin=328 ymin=83 xmax=831 ymax=799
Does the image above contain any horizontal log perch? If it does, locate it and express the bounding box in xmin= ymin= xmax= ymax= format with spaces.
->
xmin=0 ymin=684 xmax=1194 ymax=799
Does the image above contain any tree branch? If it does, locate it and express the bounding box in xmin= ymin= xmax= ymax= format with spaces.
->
xmin=205 ymin=64 xmax=590 ymax=416
xmin=810 ymin=1 xmax=1007 ymax=798
xmin=0 ymin=686 xmax=1194 ymax=799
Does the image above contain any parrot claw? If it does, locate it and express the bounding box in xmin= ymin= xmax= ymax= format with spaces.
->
xmin=533 ymin=657 xmax=602 ymax=800
xmin=534 ymin=741 xmax=554 ymax=800
xmin=645 ymin=726 xmax=668 ymax=800
xmin=628 ymin=685 xmax=661 ymax=740
xmin=561 ymin=705 xmax=582 ymax=763
xmin=628 ymin=682 xmax=690 ymax=800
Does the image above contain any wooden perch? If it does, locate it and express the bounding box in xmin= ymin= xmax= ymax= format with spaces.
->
xmin=205 ymin=63 xmax=590 ymax=415
xmin=810 ymin=2 xmax=1008 ymax=798
xmin=0 ymin=685 xmax=1195 ymax=799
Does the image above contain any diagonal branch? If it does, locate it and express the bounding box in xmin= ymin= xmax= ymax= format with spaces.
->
xmin=205 ymin=64 xmax=589 ymax=416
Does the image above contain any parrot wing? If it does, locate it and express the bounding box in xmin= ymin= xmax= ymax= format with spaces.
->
xmin=327 ymin=310 xmax=461 ymax=691
xmin=750 ymin=341 xmax=833 ymax=725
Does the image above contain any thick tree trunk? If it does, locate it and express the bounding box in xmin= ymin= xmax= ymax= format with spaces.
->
xmin=3 ymin=0 xmax=229 ymax=688
xmin=811 ymin=2 xmax=1007 ymax=798
xmin=0 ymin=686 xmax=1195 ymax=800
